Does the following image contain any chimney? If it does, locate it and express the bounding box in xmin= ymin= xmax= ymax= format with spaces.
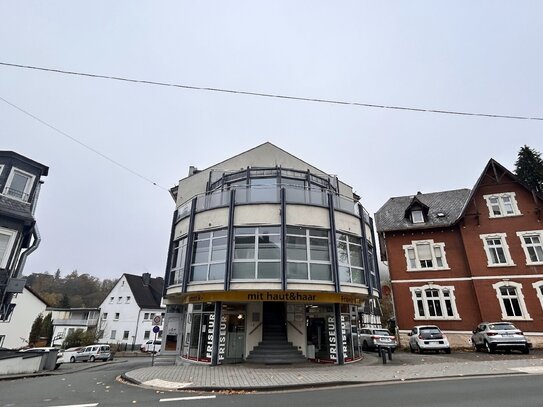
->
xmin=188 ymin=166 xmax=199 ymax=176
xmin=142 ymin=273 xmax=151 ymax=286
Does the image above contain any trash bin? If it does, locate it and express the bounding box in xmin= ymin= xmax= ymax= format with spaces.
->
xmin=43 ymin=349 xmax=59 ymax=371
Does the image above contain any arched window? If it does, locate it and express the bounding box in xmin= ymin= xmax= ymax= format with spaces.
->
xmin=492 ymin=281 xmax=531 ymax=321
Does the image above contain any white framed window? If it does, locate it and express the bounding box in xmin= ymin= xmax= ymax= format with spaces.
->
xmin=170 ymin=237 xmax=188 ymax=285
xmin=123 ymin=330 xmax=129 ymax=340
xmin=232 ymin=226 xmax=281 ymax=280
xmin=114 ymin=313 xmax=120 ymax=320
xmin=0 ymin=227 xmax=17 ymax=269
xmin=337 ymin=233 xmax=365 ymax=285
xmin=144 ymin=330 xmax=150 ymax=340
xmin=403 ymin=240 xmax=449 ymax=271
xmin=144 ymin=313 xmax=149 ymax=320
xmin=532 ymin=281 xmax=543 ymax=312
xmin=117 ymin=296 xmax=122 ymax=303
xmin=190 ymin=229 xmax=227 ymax=282
xmin=517 ymin=230 xmax=543 ymax=265
xmin=286 ymin=226 xmax=332 ymax=281
xmin=492 ymin=281 xmax=531 ymax=320
xmin=0 ymin=334 xmax=6 ymax=346
xmin=409 ymin=284 xmax=460 ymax=320
xmin=480 ymin=233 xmax=515 ymax=267
xmin=102 ymin=313 xmax=108 ymax=320
xmin=483 ymin=192 xmax=521 ymax=218
xmin=411 ymin=210 xmax=424 ymax=223
xmin=0 ymin=165 xmax=4 ymax=176
xmin=126 ymin=296 xmax=131 ymax=303
xmin=110 ymin=330 xmax=116 ymax=340
xmin=3 ymin=167 xmax=35 ymax=202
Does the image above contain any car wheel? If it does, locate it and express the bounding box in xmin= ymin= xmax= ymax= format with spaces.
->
xmin=70 ymin=356 xmax=75 ymax=363
xmin=522 ymin=346 xmax=530 ymax=355
xmin=89 ymin=355 xmax=95 ymax=362
xmin=55 ymin=363 xmax=61 ymax=370
xmin=362 ymin=341 xmax=369 ymax=351
xmin=417 ymin=344 xmax=424 ymax=354
xmin=409 ymin=344 xmax=415 ymax=353
xmin=445 ymin=348 xmax=451 ymax=354
xmin=474 ymin=342 xmax=482 ymax=352
xmin=485 ymin=341 xmax=495 ymax=354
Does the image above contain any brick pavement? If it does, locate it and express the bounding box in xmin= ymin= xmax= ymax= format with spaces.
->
xmin=122 ymin=351 xmax=543 ymax=391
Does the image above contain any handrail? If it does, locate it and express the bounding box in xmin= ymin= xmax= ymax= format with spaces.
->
xmin=249 ymin=322 xmax=262 ymax=335
xmin=287 ymin=321 xmax=303 ymax=336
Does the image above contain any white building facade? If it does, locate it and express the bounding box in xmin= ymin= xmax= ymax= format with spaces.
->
xmin=0 ymin=286 xmax=48 ymax=349
xmin=49 ymin=308 xmax=100 ymax=346
xmin=98 ymin=273 xmax=164 ymax=350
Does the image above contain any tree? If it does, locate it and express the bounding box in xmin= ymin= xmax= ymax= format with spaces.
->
xmin=28 ymin=314 xmax=43 ymax=346
xmin=62 ymin=328 xmax=97 ymax=348
xmin=40 ymin=313 xmax=54 ymax=346
xmin=515 ymin=145 xmax=543 ymax=192
xmin=60 ymin=293 xmax=70 ymax=308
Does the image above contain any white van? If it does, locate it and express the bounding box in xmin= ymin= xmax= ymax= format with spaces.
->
xmin=140 ymin=340 xmax=161 ymax=353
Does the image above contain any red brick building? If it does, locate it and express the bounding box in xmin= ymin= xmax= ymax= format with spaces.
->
xmin=375 ymin=159 xmax=543 ymax=347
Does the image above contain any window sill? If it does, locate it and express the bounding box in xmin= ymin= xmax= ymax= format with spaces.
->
xmin=414 ymin=317 xmax=461 ymax=321
xmin=525 ymin=262 xmax=543 ymax=267
xmin=500 ymin=316 xmax=532 ymax=321
xmin=487 ymin=263 xmax=516 ymax=268
xmin=488 ymin=214 xmax=523 ymax=219
xmin=406 ymin=268 xmax=451 ymax=272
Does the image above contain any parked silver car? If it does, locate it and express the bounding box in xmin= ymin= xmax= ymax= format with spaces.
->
xmin=74 ymin=344 xmax=111 ymax=362
xmin=408 ymin=325 xmax=451 ymax=354
xmin=359 ymin=328 xmax=397 ymax=352
xmin=471 ymin=322 xmax=529 ymax=354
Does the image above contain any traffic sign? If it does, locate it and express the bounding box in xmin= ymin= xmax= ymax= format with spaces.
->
xmin=152 ymin=315 xmax=162 ymax=326
xmin=152 ymin=325 xmax=160 ymax=334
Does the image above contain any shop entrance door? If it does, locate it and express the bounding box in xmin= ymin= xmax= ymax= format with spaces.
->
xmin=225 ymin=313 xmax=245 ymax=362
xmin=263 ymin=302 xmax=286 ymax=340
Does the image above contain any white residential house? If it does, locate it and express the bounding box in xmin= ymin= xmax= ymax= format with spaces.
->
xmin=98 ymin=273 xmax=165 ymax=350
xmin=0 ymin=286 xmax=49 ymax=349
xmin=49 ymin=307 xmax=100 ymax=346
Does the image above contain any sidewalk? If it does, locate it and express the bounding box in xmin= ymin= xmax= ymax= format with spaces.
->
xmin=122 ymin=351 xmax=543 ymax=392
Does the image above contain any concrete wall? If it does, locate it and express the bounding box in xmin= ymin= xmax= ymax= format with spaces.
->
xmin=0 ymin=354 xmax=42 ymax=375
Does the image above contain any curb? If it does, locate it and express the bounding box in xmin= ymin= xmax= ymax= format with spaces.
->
xmin=120 ymin=370 xmax=529 ymax=393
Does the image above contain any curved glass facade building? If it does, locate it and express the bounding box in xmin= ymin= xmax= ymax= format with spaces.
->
xmin=162 ymin=143 xmax=381 ymax=365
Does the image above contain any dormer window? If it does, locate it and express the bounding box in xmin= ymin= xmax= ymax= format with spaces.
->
xmin=411 ymin=210 xmax=424 ymax=223
xmin=3 ymin=168 xmax=35 ymax=202
xmin=483 ymin=193 xmax=521 ymax=218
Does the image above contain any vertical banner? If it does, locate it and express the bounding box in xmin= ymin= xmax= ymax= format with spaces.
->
xmin=328 ymin=316 xmax=337 ymax=361
xmin=205 ymin=314 xmax=215 ymax=359
xmin=218 ymin=315 xmax=227 ymax=362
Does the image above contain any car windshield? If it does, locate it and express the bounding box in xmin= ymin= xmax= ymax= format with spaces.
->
xmin=419 ymin=328 xmax=442 ymax=338
xmin=488 ymin=323 xmax=516 ymax=330
xmin=373 ymin=330 xmax=390 ymax=336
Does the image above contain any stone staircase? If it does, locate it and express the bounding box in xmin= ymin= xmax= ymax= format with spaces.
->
xmin=246 ymin=303 xmax=307 ymax=365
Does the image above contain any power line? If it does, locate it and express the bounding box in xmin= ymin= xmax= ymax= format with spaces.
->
xmin=1 ymin=61 xmax=542 ymax=122
xmin=0 ymin=95 xmax=168 ymax=191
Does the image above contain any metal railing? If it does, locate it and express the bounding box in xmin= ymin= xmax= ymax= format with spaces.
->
xmin=3 ymin=187 xmax=30 ymax=202
xmin=52 ymin=318 xmax=99 ymax=326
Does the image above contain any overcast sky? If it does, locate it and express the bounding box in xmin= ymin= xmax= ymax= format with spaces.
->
xmin=1 ymin=2 xmax=542 ymax=280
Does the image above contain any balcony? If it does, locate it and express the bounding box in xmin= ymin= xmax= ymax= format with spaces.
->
xmin=178 ymin=185 xmax=360 ymax=221
xmin=52 ymin=318 xmax=98 ymax=327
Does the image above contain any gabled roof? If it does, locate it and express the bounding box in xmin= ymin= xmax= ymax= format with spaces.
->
xmin=375 ymin=188 xmax=471 ymax=232
xmin=458 ymin=158 xmax=543 ymax=218
xmin=124 ymin=274 xmax=164 ymax=309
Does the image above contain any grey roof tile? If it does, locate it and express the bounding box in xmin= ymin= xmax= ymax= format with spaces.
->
xmin=375 ymin=188 xmax=471 ymax=232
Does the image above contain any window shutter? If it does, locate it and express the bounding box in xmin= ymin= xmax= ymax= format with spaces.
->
xmin=417 ymin=243 xmax=432 ymax=260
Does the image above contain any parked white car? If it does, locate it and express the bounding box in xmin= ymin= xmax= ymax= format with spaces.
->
xmin=73 ymin=344 xmax=111 ymax=362
xmin=408 ymin=325 xmax=451 ymax=354
xmin=61 ymin=347 xmax=84 ymax=363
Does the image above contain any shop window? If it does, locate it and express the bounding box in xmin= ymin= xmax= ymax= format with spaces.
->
xmin=190 ymin=229 xmax=227 ymax=282
xmin=410 ymin=285 xmax=460 ymax=320
xmin=403 ymin=239 xmax=448 ymax=271
xmin=483 ymin=193 xmax=521 ymax=218
xmin=181 ymin=303 xmax=216 ymax=363
xmin=286 ymin=226 xmax=332 ymax=281
xmin=232 ymin=226 xmax=281 ymax=279
xmin=337 ymin=233 xmax=365 ymax=285
xmin=492 ymin=281 xmax=531 ymax=320
xmin=170 ymin=237 xmax=188 ymax=285
xmin=480 ymin=233 xmax=515 ymax=267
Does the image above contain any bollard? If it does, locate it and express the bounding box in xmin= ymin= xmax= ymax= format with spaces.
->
xmin=380 ymin=347 xmax=387 ymax=364
xmin=387 ymin=347 xmax=392 ymax=361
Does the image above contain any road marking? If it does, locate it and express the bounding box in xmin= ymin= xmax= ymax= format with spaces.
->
xmin=48 ymin=404 xmax=99 ymax=407
xmin=160 ymin=396 xmax=216 ymax=402
xmin=509 ymin=366 xmax=543 ymax=374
